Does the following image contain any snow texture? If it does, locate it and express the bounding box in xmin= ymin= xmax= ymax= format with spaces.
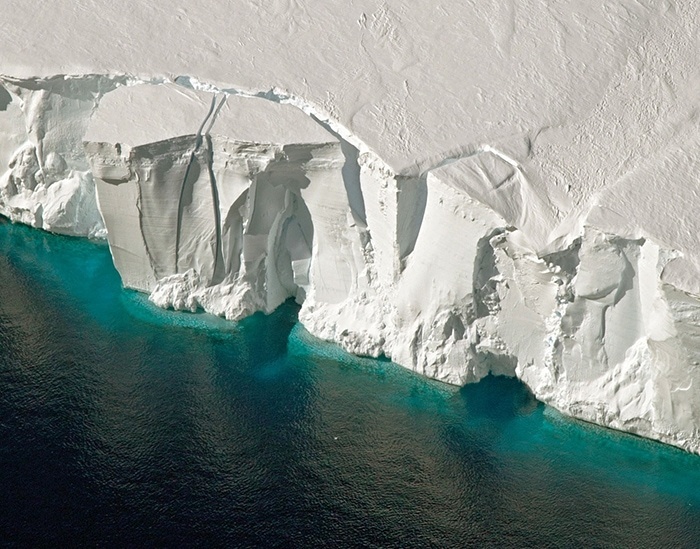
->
xmin=2 ymin=0 xmax=700 ymax=453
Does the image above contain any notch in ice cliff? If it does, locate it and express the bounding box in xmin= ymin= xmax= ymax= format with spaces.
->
xmin=1 ymin=73 xmax=699 ymax=456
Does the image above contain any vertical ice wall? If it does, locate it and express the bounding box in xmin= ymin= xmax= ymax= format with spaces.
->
xmin=84 ymin=84 xmax=349 ymax=321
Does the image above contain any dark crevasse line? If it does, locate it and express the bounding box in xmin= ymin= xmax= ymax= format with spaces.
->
xmin=174 ymin=94 xmax=219 ymax=274
xmin=204 ymin=94 xmax=227 ymax=136
xmin=204 ymin=134 xmax=225 ymax=285
xmin=135 ymin=176 xmax=160 ymax=279
xmin=174 ymin=147 xmax=199 ymax=274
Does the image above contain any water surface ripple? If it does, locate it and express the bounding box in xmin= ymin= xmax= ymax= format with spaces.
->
xmin=1 ymin=218 xmax=699 ymax=548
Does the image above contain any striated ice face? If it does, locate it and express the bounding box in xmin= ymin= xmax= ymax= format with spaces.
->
xmin=83 ymin=84 xmax=348 ymax=319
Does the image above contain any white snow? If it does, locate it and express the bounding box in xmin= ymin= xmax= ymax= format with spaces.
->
xmin=2 ymin=0 xmax=700 ymax=453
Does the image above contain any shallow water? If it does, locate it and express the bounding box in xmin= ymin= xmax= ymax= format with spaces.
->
xmin=0 ymin=217 xmax=699 ymax=548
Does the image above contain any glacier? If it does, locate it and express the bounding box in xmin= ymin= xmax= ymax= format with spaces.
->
xmin=1 ymin=0 xmax=700 ymax=453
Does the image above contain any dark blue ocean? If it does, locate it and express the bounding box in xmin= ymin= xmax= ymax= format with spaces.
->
xmin=1 ymin=217 xmax=699 ymax=548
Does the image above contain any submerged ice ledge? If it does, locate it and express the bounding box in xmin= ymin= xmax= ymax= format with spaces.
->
xmin=1 ymin=73 xmax=699 ymax=455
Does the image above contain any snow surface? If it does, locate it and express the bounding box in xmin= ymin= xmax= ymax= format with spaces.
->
xmin=2 ymin=0 xmax=700 ymax=453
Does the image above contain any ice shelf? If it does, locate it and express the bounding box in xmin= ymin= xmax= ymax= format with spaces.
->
xmin=1 ymin=0 xmax=700 ymax=453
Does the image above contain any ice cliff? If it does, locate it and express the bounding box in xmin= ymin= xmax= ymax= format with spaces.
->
xmin=2 ymin=0 xmax=700 ymax=453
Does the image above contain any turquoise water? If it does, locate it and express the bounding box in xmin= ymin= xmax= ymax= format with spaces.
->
xmin=1 ymin=217 xmax=699 ymax=547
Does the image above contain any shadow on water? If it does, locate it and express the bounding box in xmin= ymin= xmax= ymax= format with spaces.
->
xmin=1 ymin=217 xmax=700 ymax=547
xmin=459 ymin=373 xmax=540 ymax=422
